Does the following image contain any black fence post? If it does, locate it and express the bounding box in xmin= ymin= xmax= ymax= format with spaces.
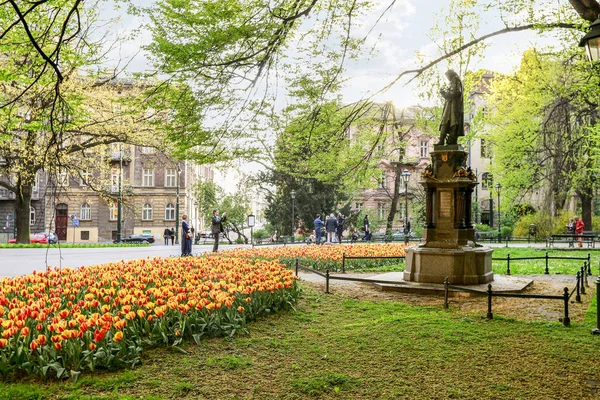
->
xmin=487 ymin=284 xmax=493 ymax=320
xmin=587 ymin=253 xmax=591 ymax=274
xmin=325 ymin=269 xmax=330 ymax=294
xmin=576 ymin=271 xmax=582 ymax=303
xmin=563 ymin=287 xmax=570 ymax=327
xmin=342 ymin=253 xmax=346 ymax=274
xmin=295 ymin=258 xmax=299 ymax=277
xmin=545 ymin=252 xmax=549 ymax=275
xmin=593 ymin=278 xmax=600 ymax=335
xmin=444 ymin=277 xmax=449 ymax=310
xmin=506 ymin=254 xmax=511 ymax=275
xmin=581 ymin=265 xmax=587 ymax=294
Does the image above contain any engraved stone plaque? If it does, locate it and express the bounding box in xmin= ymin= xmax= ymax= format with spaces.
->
xmin=439 ymin=191 xmax=452 ymax=218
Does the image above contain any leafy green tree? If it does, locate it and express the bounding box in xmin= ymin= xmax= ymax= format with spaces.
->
xmin=485 ymin=49 xmax=600 ymax=228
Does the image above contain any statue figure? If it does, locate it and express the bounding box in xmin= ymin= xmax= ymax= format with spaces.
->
xmin=437 ymin=69 xmax=464 ymax=146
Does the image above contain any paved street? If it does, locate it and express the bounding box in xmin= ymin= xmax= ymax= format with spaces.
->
xmin=0 ymin=242 xmax=252 ymax=278
xmin=0 ymin=240 xmax=587 ymax=279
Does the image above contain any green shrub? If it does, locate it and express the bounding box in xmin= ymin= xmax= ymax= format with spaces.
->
xmin=475 ymin=223 xmax=493 ymax=232
xmin=253 ymin=229 xmax=267 ymax=239
xmin=512 ymin=210 xmax=570 ymax=238
xmin=501 ymin=225 xmax=513 ymax=239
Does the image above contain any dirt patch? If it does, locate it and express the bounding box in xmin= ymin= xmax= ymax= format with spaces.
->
xmin=299 ymin=273 xmax=594 ymax=323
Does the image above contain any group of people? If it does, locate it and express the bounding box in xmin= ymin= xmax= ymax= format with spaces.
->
xmin=567 ymin=216 xmax=585 ymax=247
xmin=312 ymin=213 xmax=346 ymax=244
xmin=310 ymin=213 xmax=377 ymax=244
xmin=162 ymin=227 xmax=176 ymax=245
xmin=176 ymin=209 xmax=228 ymax=257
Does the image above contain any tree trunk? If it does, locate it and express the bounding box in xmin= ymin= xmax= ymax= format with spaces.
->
xmin=230 ymin=223 xmax=248 ymax=244
xmin=577 ymin=189 xmax=593 ymax=231
xmin=386 ymin=165 xmax=402 ymax=235
xmin=15 ymin=181 xmax=33 ymax=244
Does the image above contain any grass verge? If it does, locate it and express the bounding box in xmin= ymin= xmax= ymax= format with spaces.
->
xmin=1 ymin=283 xmax=598 ymax=400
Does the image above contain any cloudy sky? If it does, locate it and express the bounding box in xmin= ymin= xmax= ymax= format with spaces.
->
xmin=101 ymin=0 xmax=565 ymax=108
xmin=99 ymin=0 xmax=568 ymax=191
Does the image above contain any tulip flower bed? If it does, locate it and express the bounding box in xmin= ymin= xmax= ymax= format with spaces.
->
xmin=218 ymin=243 xmax=410 ymax=272
xmin=0 ymin=256 xmax=298 ymax=380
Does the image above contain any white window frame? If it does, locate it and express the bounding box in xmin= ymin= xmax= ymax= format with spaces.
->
xmin=420 ymin=140 xmax=429 ymax=158
xmin=109 ymin=202 xmax=118 ymax=221
xmin=165 ymin=169 xmax=176 ymax=187
xmin=80 ymin=203 xmax=91 ymax=220
xmin=378 ymin=204 xmax=385 ymax=220
xmin=30 ymin=206 xmax=35 ymax=226
xmin=111 ymin=168 xmax=120 ymax=193
xmin=57 ymin=169 xmax=68 ymax=186
xmin=81 ymin=171 xmax=91 ymax=186
xmin=141 ymin=146 xmax=155 ymax=154
xmin=142 ymin=168 xmax=154 ymax=187
xmin=379 ymin=174 xmax=387 ymax=189
xmin=33 ymin=174 xmax=39 ymax=192
xmin=355 ymin=202 xmax=363 ymax=211
xmin=165 ymin=203 xmax=175 ymax=220
xmin=142 ymin=203 xmax=153 ymax=221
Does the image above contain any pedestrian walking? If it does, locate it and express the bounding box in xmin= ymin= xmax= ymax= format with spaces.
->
xmin=363 ymin=215 xmax=371 ymax=241
xmin=314 ymin=214 xmax=324 ymax=245
xmin=575 ymin=216 xmax=585 ymax=248
xmin=325 ymin=214 xmax=337 ymax=243
xmin=212 ymin=209 xmax=227 ymax=252
xmin=170 ymin=228 xmax=175 ymax=245
xmin=163 ymin=227 xmax=171 ymax=245
xmin=336 ymin=213 xmax=345 ymax=244
xmin=181 ymin=215 xmax=192 ymax=256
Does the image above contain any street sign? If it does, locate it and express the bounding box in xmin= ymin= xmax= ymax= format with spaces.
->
xmin=72 ymin=218 xmax=79 ymax=227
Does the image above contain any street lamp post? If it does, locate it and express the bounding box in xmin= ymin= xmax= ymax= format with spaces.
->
xmin=579 ymin=17 xmax=600 ymax=62
xmin=194 ymin=201 xmax=198 ymax=244
xmin=175 ymin=163 xmax=181 ymax=245
xmin=291 ymin=190 xmax=296 ymax=243
xmin=116 ymin=143 xmax=123 ymax=242
xmin=401 ymin=169 xmax=411 ymax=244
xmin=495 ymin=183 xmax=502 ymax=243
xmin=248 ymin=214 xmax=255 ymax=248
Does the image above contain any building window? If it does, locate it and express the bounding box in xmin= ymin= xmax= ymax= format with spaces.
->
xmin=80 ymin=231 xmax=90 ymax=240
xmin=30 ymin=206 xmax=35 ymax=225
xmin=143 ymin=169 xmax=154 ymax=187
xmin=481 ymin=139 xmax=490 ymax=158
xmin=111 ymin=168 xmax=120 ymax=193
xmin=355 ymin=202 xmax=363 ymax=211
xmin=378 ymin=204 xmax=385 ymax=220
xmin=80 ymin=203 xmax=91 ymax=220
xmin=379 ymin=173 xmax=387 ymax=189
xmin=140 ymin=146 xmax=155 ymax=154
xmin=33 ymin=174 xmax=39 ymax=192
xmin=165 ymin=169 xmax=176 ymax=187
xmin=81 ymin=171 xmax=91 ymax=186
xmin=109 ymin=202 xmax=118 ymax=221
xmin=142 ymin=203 xmax=153 ymax=220
xmin=482 ymin=172 xmax=491 ymax=190
xmin=420 ymin=140 xmax=429 ymax=158
xmin=57 ymin=169 xmax=68 ymax=186
xmin=165 ymin=203 xmax=175 ymax=220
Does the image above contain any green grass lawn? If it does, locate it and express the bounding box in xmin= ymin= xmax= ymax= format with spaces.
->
xmin=491 ymin=247 xmax=598 ymax=275
xmin=1 ymin=283 xmax=598 ymax=400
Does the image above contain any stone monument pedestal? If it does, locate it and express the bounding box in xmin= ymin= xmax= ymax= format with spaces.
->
xmin=403 ymin=145 xmax=493 ymax=285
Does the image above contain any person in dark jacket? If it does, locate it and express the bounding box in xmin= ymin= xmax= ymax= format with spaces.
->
xmin=363 ymin=215 xmax=371 ymax=241
xmin=314 ymin=215 xmax=324 ymax=245
xmin=325 ymin=214 xmax=338 ymax=243
xmin=181 ymin=215 xmax=192 ymax=256
xmin=211 ymin=209 xmax=227 ymax=252
xmin=163 ymin=227 xmax=171 ymax=245
xmin=336 ymin=213 xmax=345 ymax=244
xmin=170 ymin=228 xmax=175 ymax=245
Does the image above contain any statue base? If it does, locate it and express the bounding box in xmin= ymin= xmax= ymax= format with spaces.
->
xmin=403 ymin=245 xmax=493 ymax=284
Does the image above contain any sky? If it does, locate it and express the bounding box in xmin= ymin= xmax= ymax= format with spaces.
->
xmin=99 ymin=0 xmax=571 ymax=192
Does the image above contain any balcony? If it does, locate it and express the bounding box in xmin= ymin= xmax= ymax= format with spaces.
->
xmin=107 ymin=149 xmax=131 ymax=164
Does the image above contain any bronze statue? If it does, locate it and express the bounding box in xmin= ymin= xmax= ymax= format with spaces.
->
xmin=437 ymin=69 xmax=464 ymax=146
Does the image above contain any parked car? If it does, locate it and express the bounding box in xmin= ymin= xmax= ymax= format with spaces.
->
xmin=115 ymin=234 xmax=155 ymax=244
xmin=8 ymin=233 xmax=51 ymax=244
xmin=36 ymin=232 xmax=58 ymax=244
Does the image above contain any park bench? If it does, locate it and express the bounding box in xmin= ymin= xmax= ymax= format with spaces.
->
xmin=548 ymin=234 xmax=595 ymax=248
